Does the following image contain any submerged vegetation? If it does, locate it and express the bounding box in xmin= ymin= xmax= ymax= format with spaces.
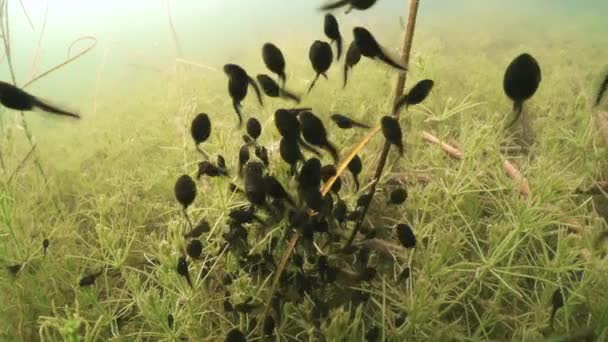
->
xmin=1 ymin=0 xmax=608 ymax=341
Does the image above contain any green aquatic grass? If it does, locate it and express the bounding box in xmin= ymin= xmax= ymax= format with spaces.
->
xmin=1 ymin=26 xmax=607 ymax=341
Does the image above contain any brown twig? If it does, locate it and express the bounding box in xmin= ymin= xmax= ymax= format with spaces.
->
xmin=258 ymin=126 xmax=382 ymax=332
xmin=503 ymin=159 xmax=530 ymax=199
xmin=422 ymin=131 xmax=463 ymax=160
xmin=345 ymin=0 xmax=421 ymax=249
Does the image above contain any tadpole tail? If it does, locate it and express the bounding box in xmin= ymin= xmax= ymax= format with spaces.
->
xmin=229 ymin=182 xmax=244 ymax=194
xmin=321 ymin=72 xmax=328 ymax=80
xmin=343 ymin=64 xmax=349 ymax=88
xmin=288 ymin=108 xmax=313 ymax=114
xmin=595 ymin=76 xmax=608 ymax=106
xmin=238 ymin=161 xmax=244 ymax=178
xmin=183 ymin=208 xmax=193 ymax=230
xmin=377 ymin=51 xmax=407 ymax=72
xmin=549 ymin=307 xmax=557 ymax=329
xmin=393 ymin=94 xmax=408 ymax=115
xmin=279 ymin=72 xmax=287 ymax=88
xmin=233 ymin=100 xmax=243 ymax=127
xmin=195 ymin=145 xmax=209 ymax=160
xmin=319 ymin=0 xmax=349 ymax=11
xmin=351 ymin=120 xmax=371 ymax=129
xmin=248 ymin=75 xmax=264 ymax=106
xmin=353 ymin=175 xmax=360 ymax=191
xmin=392 ymin=141 xmax=404 ymax=157
xmin=279 ymin=89 xmax=301 ymax=103
xmin=298 ymin=137 xmax=322 ymax=157
xmin=324 ymin=140 xmax=340 ymax=163
xmin=307 ymin=73 xmax=320 ymax=94
xmin=336 ymin=35 xmax=343 ymax=60
xmin=33 ymin=97 xmax=80 ymax=119
xmin=505 ymin=101 xmax=523 ymax=129
xmin=289 ymin=164 xmax=298 ymax=177
xmin=185 ymin=273 xmax=193 ymax=288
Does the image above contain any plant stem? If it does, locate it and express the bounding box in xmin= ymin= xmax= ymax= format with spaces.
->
xmin=166 ymin=0 xmax=183 ymax=58
xmin=344 ymin=0 xmax=422 ymax=249
xmin=0 ymin=0 xmax=47 ymax=182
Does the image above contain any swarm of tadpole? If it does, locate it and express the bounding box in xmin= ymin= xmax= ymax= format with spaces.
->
xmin=161 ymin=4 xmax=581 ymax=340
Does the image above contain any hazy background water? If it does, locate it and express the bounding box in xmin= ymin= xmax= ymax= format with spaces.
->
xmin=0 ymin=0 xmax=606 ymax=135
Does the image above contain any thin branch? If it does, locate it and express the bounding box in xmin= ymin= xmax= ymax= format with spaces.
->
xmin=345 ymin=0 xmax=422 ymax=249
xmin=175 ymin=58 xmax=218 ymax=72
xmin=1 ymin=0 xmax=17 ymax=85
xmin=166 ymin=0 xmax=183 ymax=58
xmin=7 ymin=142 xmax=36 ymax=184
xmin=1 ymin=0 xmax=47 ymax=181
xmin=23 ymin=35 xmax=98 ymax=89
xmin=18 ymin=0 xmax=34 ymax=31
xmin=28 ymin=0 xmax=48 ymax=80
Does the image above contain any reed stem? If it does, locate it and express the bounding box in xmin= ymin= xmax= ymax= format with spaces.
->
xmin=345 ymin=0 xmax=422 ymax=249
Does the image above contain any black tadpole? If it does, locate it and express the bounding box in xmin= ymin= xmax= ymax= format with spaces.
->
xmin=347 ymin=154 xmax=362 ymax=191
xmin=595 ymin=72 xmax=608 ymax=107
xmin=343 ymin=41 xmax=361 ymax=88
xmin=174 ymin=174 xmax=197 ymax=228
xmin=262 ymin=42 xmax=287 ymax=86
xmin=264 ymin=174 xmax=295 ymax=206
xmin=256 ymin=74 xmax=301 ymax=103
xmin=320 ymin=0 xmax=377 ymax=13
xmin=331 ymin=113 xmax=370 ymax=129
xmin=299 ymin=111 xmax=339 ymax=162
xmin=246 ymin=117 xmax=262 ymax=140
xmin=324 ymin=14 xmax=342 ymax=61
xmin=238 ymin=144 xmax=251 ymax=177
xmin=307 ymin=40 xmax=333 ymax=94
xmin=394 ymin=79 xmax=434 ymax=114
xmin=190 ymin=113 xmax=211 ymax=158
xmin=176 ymin=256 xmax=193 ymax=288
xmin=550 ymin=287 xmax=566 ymax=329
xmin=186 ymin=239 xmax=203 ymax=259
xmin=42 ymin=238 xmax=50 ymax=256
xmin=388 ymin=188 xmax=408 ymax=205
xmin=502 ymin=53 xmax=541 ymax=128
xmin=396 ymin=223 xmax=416 ymax=248
xmin=224 ymin=64 xmax=264 ymax=127
xmin=353 ymin=27 xmax=406 ymax=71
xmin=244 ymin=161 xmax=266 ymax=205
xmin=380 ymin=116 xmax=404 ymax=156
xmin=225 ymin=328 xmax=247 ymax=342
